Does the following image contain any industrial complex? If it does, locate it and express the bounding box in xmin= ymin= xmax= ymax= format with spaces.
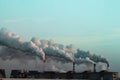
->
xmin=0 ymin=63 xmax=119 ymax=80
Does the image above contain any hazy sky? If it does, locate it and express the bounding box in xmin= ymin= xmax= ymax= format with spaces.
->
xmin=0 ymin=0 xmax=120 ymax=72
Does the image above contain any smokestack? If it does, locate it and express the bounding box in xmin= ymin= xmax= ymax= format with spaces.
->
xmin=107 ymin=63 xmax=109 ymax=71
xmin=73 ymin=62 xmax=75 ymax=73
xmin=93 ymin=64 xmax=96 ymax=72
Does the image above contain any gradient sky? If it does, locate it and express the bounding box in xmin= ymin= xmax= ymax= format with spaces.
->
xmin=0 ymin=0 xmax=120 ymax=73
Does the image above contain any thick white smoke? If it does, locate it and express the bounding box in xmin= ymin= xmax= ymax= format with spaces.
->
xmin=0 ymin=28 xmax=45 ymax=61
xmin=0 ymin=28 xmax=75 ymax=62
xmin=31 ymin=37 xmax=74 ymax=62
xmin=74 ymin=49 xmax=109 ymax=65
xmin=0 ymin=28 xmax=109 ymax=74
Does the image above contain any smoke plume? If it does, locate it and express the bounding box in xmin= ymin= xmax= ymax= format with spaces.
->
xmin=0 ymin=28 xmax=109 ymax=74
xmin=74 ymin=49 xmax=109 ymax=65
xmin=0 ymin=28 xmax=75 ymax=62
xmin=0 ymin=28 xmax=45 ymax=60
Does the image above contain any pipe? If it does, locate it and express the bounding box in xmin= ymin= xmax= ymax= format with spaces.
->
xmin=94 ymin=64 xmax=96 ymax=72
xmin=73 ymin=62 xmax=75 ymax=73
xmin=107 ymin=63 xmax=110 ymax=71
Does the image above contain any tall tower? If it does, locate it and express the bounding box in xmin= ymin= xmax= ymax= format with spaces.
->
xmin=73 ymin=62 xmax=75 ymax=72
xmin=94 ymin=64 xmax=96 ymax=72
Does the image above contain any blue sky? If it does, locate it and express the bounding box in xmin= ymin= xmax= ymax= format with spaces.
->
xmin=0 ymin=0 xmax=120 ymax=72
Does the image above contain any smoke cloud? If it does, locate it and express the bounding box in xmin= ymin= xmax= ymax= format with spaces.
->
xmin=31 ymin=37 xmax=74 ymax=62
xmin=74 ymin=49 xmax=109 ymax=65
xmin=0 ymin=28 xmax=45 ymax=60
xmin=0 ymin=28 xmax=109 ymax=74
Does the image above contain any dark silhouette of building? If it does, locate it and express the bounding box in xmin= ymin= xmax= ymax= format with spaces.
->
xmin=9 ymin=70 xmax=119 ymax=80
xmin=1 ymin=63 xmax=119 ymax=80
xmin=0 ymin=69 xmax=6 ymax=78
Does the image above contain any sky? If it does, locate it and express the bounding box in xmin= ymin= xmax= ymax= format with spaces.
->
xmin=0 ymin=0 xmax=120 ymax=73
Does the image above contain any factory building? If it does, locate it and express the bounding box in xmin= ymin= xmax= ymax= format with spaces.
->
xmin=9 ymin=70 xmax=118 ymax=80
xmin=0 ymin=63 xmax=119 ymax=80
xmin=0 ymin=69 xmax=6 ymax=78
xmin=0 ymin=69 xmax=118 ymax=80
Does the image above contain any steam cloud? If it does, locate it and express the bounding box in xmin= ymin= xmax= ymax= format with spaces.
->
xmin=0 ymin=28 xmax=109 ymax=74
xmin=74 ymin=49 xmax=109 ymax=65
xmin=0 ymin=28 xmax=45 ymax=61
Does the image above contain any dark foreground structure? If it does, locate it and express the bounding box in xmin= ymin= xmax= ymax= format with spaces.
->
xmin=0 ymin=63 xmax=119 ymax=80
xmin=0 ymin=69 xmax=119 ymax=80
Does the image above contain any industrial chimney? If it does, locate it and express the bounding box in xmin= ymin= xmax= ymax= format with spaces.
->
xmin=73 ymin=62 xmax=75 ymax=73
xmin=93 ymin=64 xmax=96 ymax=72
xmin=107 ymin=63 xmax=109 ymax=71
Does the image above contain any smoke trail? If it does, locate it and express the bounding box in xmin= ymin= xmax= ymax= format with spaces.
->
xmin=31 ymin=37 xmax=75 ymax=62
xmin=74 ymin=49 xmax=109 ymax=65
xmin=75 ymin=57 xmax=95 ymax=65
xmin=0 ymin=28 xmax=109 ymax=67
xmin=0 ymin=28 xmax=74 ymax=62
xmin=0 ymin=45 xmax=42 ymax=61
xmin=0 ymin=28 xmax=45 ymax=60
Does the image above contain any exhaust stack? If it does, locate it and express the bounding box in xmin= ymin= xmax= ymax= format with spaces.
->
xmin=107 ymin=63 xmax=109 ymax=71
xmin=93 ymin=64 xmax=96 ymax=72
xmin=73 ymin=62 xmax=75 ymax=73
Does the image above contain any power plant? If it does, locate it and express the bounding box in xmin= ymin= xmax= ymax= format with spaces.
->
xmin=0 ymin=28 xmax=119 ymax=80
xmin=0 ymin=63 xmax=119 ymax=80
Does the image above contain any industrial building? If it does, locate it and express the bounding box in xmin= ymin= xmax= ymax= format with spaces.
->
xmin=9 ymin=70 xmax=118 ymax=80
xmin=0 ymin=63 xmax=119 ymax=80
